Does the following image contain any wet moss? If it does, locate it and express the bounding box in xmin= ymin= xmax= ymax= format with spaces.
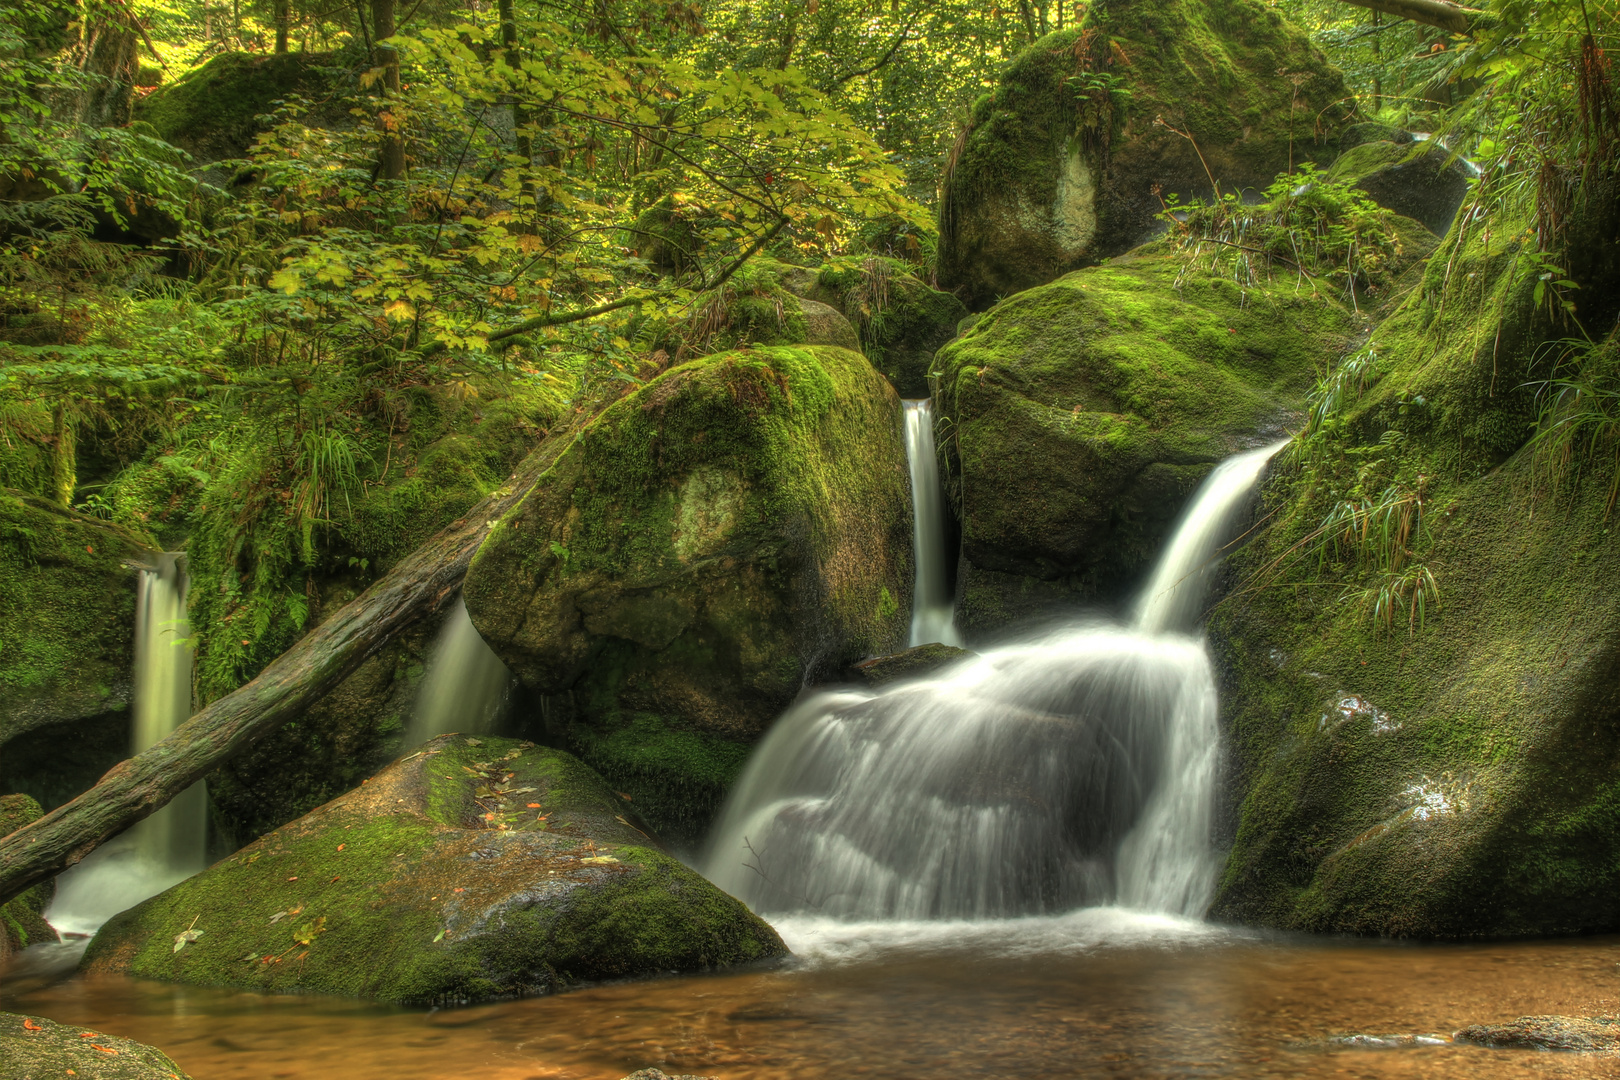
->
xmin=0 ymin=795 xmax=57 ymax=957
xmin=84 ymin=736 xmax=784 ymax=1003
xmin=935 ymin=253 xmax=1355 ymax=631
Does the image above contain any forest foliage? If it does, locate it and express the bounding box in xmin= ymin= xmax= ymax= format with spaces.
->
xmin=0 ymin=0 xmax=1615 ymax=687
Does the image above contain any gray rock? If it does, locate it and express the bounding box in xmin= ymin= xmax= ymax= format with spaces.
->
xmin=0 ymin=1012 xmax=192 ymax=1079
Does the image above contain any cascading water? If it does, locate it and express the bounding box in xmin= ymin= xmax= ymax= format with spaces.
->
xmin=703 ymin=441 xmax=1285 ymax=922
xmin=48 ymin=553 xmax=206 ymax=935
xmin=406 ymin=596 xmax=514 ymax=746
xmin=903 ymin=399 xmax=961 ymax=648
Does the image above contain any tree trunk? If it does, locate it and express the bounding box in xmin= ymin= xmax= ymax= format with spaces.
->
xmin=275 ymin=0 xmax=290 ymax=53
xmin=1333 ymin=0 xmax=1478 ymax=35
xmin=497 ymin=0 xmax=534 ymax=219
xmin=371 ymin=0 xmax=405 ymax=180
xmin=0 ymin=430 xmax=575 ymax=908
xmin=49 ymin=405 xmax=75 ymax=508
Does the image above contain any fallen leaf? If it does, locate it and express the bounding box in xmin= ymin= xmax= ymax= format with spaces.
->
xmin=22 ymin=1018 xmax=42 ymax=1032
xmin=330 ymin=876 xmax=340 ymax=883
xmin=336 ymin=843 xmax=345 ymax=851
xmin=91 ymin=1045 xmax=118 ymax=1054
xmin=269 ymin=911 xmax=288 ymax=924
xmin=241 ymin=953 xmax=258 ymax=962
xmin=580 ymin=855 xmax=620 ymax=865
xmin=527 ymin=803 xmax=541 ymax=809
xmin=172 ymin=929 xmax=203 ymax=952
xmin=465 ymin=737 xmax=482 ymax=746
xmin=483 ymin=812 xmax=496 ymax=821
xmin=454 ymin=887 xmax=465 ymax=893
xmin=433 ymin=929 xmax=446 ymax=943
xmin=288 ymin=876 xmax=298 ymax=882
xmin=616 ymin=792 xmax=633 ymax=802
xmin=80 ymin=1032 xmax=97 ymax=1038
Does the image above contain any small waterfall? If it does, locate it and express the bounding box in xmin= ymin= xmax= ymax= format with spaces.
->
xmin=704 ymin=442 xmax=1282 ymax=921
xmin=903 ymin=400 xmax=960 ymax=648
xmin=48 ymin=553 xmax=205 ymax=935
xmin=407 ymin=597 xmax=514 ymax=746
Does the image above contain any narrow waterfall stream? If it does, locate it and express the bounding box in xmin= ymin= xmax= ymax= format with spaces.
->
xmin=48 ymin=553 xmax=206 ymax=934
xmin=406 ymin=596 xmax=514 ymax=746
xmin=703 ymin=441 xmax=1284 ymax=922
xmin=903 ymin=399 xmax=961 ymax=647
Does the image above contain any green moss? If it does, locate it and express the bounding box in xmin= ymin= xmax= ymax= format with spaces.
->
xmin=0 ymin=795 xmax=57 ymax=954
xmin=813 ymin=257 xmax=968 ymax=396
xmin=935 ymin=253 xmax=1354 ymax=627
xmin=85 ymin=736 xmax=784 ymax=1003
xmin=939 ymin=0 xmax=1352 ymax=307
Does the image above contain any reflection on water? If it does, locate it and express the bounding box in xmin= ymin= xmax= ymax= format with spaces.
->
xmin=6 ymin=914 xmax=1620 ymax=1079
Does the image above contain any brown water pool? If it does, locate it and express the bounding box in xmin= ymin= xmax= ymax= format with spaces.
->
xmin=5 ymin=909 xmax=1620 ymax=1079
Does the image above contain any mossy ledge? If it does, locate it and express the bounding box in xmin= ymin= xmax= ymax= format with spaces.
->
xmin=83 ymin=735 xmax=785 ymax=1004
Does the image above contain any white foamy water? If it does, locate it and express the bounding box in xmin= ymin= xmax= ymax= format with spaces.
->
xmin=903 ymin=399 xmax=961 ymax=648
xmin=407 ymin=596 xmax=514 ymax=745
xmin=705 ymin=442 xmax=1282 ymax=923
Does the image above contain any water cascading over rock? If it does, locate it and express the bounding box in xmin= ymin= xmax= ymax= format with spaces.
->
xmin=406 ymin=596 xmax=515 ymax=746
xmin=903 ymin=400 xmax=960 ymax=648
xmin=704 ymin=442 xmax=1282 ymax=920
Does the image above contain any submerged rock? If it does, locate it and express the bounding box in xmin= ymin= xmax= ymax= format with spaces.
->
xmin=83 ymin=736 xmax=785 ymax=1005
xmin=620 ymin=1071 xmax=718 ymax=1080
xmin=938 ymin=3 xmax=1352 ymax=308
xmin=851 ymin=643 xmax=975 ymax=686
xmin=1455 ymin=1016 xmax=1620 ymax=1052
xmin=935 ymin=254 xmax=1353 ymax=632
xmin=464 ymin=345 xmax=911 ymax=843
xmin=0 ymin=1013 xmax=192 ymax=1080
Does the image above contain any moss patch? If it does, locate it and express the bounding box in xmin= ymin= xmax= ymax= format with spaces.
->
xmin=464 ymin=345 xmax=910 ymax=841
xmin=1 ymin=1013 xmax=192 ymax=1080
xmin=83 ymin=736 xmax=785 ymax=1004
xmin=939 ymin=0 xmax=1352 ymax=308
xmin=0 ymin=794 xmax=58 ymax=960
xmin=935 ymin=252 xmax=1355 ymax=632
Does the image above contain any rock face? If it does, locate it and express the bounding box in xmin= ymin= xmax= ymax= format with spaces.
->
xmin=851 ymin=643 xmax=974 ymax=686
xmin=1329 ymin=140 xmax=1473 ymax=236
xmin=1 ymin=1013 xmax=192 ymax=1080
xmin=934 ymin=254 xmax=1354 ymax=633
xmin=84 ymin=735 xmax=785 ymax=1004
xmin=938 ymin=3 xmax=1352 ymax=309
xmin=0 ymin=795 xmax=58 ymax=961
xmin=1208 ymin=176 xmax=1620 ymax=937
xmin=135 ymin=51 xmax=356 ymax=165
xmin=0 ymin=493 xmax=147 ymax=812
xmin=464 ymin=345 xmax=912 ymax=843
xmin=802 ymin=259 xmax=968 ymax=397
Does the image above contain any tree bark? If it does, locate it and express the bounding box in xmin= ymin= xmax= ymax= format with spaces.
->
xmin=497 ymin=0 xmax=534 ymax=219
xmin=0 ymin=431 xmax=575 ymax=908
xmin=371 ymin=0 xmax=405 ymax=180
xmin=1333 ymin=0 xmax=1479 ymax=35
xmin=275 ymin=0 xmax=290 ymax=53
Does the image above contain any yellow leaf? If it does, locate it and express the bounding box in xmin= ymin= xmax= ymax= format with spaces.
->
xmin=384 ymin=300 xmax=416 ymax=321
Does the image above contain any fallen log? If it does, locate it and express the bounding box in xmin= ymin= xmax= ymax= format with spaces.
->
xmin=1334 ymin=0 xmax=1481 ymax=34
xmin=0 ymin=428 xmax=574 ymax=907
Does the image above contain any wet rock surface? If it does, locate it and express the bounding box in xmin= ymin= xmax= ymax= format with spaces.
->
xmin=84 ymin=735 xmax=785 ymax=1005
xmin=1454 ymin=1016 xmax=1620 ymax=1052
xmin=0 ymin=1012 xmax=192 ymax=1079
xmin=851 ymin=643 xmax=975 ymax=686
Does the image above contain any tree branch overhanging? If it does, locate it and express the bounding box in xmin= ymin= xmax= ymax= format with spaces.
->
xmin=1334 ymin=0 xmax=1482 ymax=35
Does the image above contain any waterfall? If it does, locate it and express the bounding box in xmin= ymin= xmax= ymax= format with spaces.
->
xmin=703 ymin=442 xmax=1282 ymax=921
xmin=407 ymin=596 xmax=514 ymax=746
xmin=47 ymin=553 xmax=205 ymax=935
xmin=903 ymin=400 xmax=960 ymax=648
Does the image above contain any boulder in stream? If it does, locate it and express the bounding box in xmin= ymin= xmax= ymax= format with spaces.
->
xmin=463 ymin=345 xmax=912 ymax=844
xmin=83 ymin=735 xmax=785 ymax=1005
xmin=1454 ymin=1016 xmax=1620 ymax=1052
xmin=934 ymin=253 xmax=1355 ymax=633
xmin=937 ymin=1 xmax=1353 ymax=308
xmin=0 ymin=1012 xmax=192 ymax=1080
xmin=0 ymin=794 xmax=58 ymax=961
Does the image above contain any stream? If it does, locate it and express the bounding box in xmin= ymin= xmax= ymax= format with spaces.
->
xmin=6 ymin=917 xmax=1620 ymax=1078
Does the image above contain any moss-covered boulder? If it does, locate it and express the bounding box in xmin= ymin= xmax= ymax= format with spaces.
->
xmin=1207 ymin=173 xmax=1620 ymax=937
xmin=135 ymin=51 xmax=356 ymax=165
xmin=809 ymin=258 xmax=968 ymax=397
xmin=0 ymin=493 xmax=151 ymax=811
xmin=1 ymin=795 xmax=58 ymax=961
xmin=935 ymin=254 xmax=1355 ymax=633
xmin=938 ymin=2 xmax=1352 ymax=309
xmin=84 ymin=735 xmax=785 ymax=1004
xmin=798 ymin=298 xmax=861 ymax=351
xmin=463 ymin=346 xmax=911 ymax=843
xmin=0 ymin=1013 xmax=192 ymax=1080
xmin=1329 ymin=140 xmax=1473 ymax=236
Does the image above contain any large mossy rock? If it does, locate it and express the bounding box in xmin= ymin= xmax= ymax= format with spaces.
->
xmin=1328 ymin=140 xmax=1473 ymax=237
xmin=1 ymin=794 xmax=58 ymax=961
xmin=135 ymin=51 xmax=355 ymax=165
xmin=799 ymin=258 xmax=969 ymax=397
xmin=464 ymin=345 xmax=911 ymax=843
xmin=84 ymin=735 xmax=785 ymax=1004
xmin=1 ymin=1013 xmax=192 ymax=1080
xmin=0 ymin=493 xmax=150 ymax=811
xmin=1207 ymin=174 xmax=1620 ymax=937
xmin=935 ymin=254 xmax=1355 ymax=633
xmin=938 ymin=2 xmax=1352 ymax=309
